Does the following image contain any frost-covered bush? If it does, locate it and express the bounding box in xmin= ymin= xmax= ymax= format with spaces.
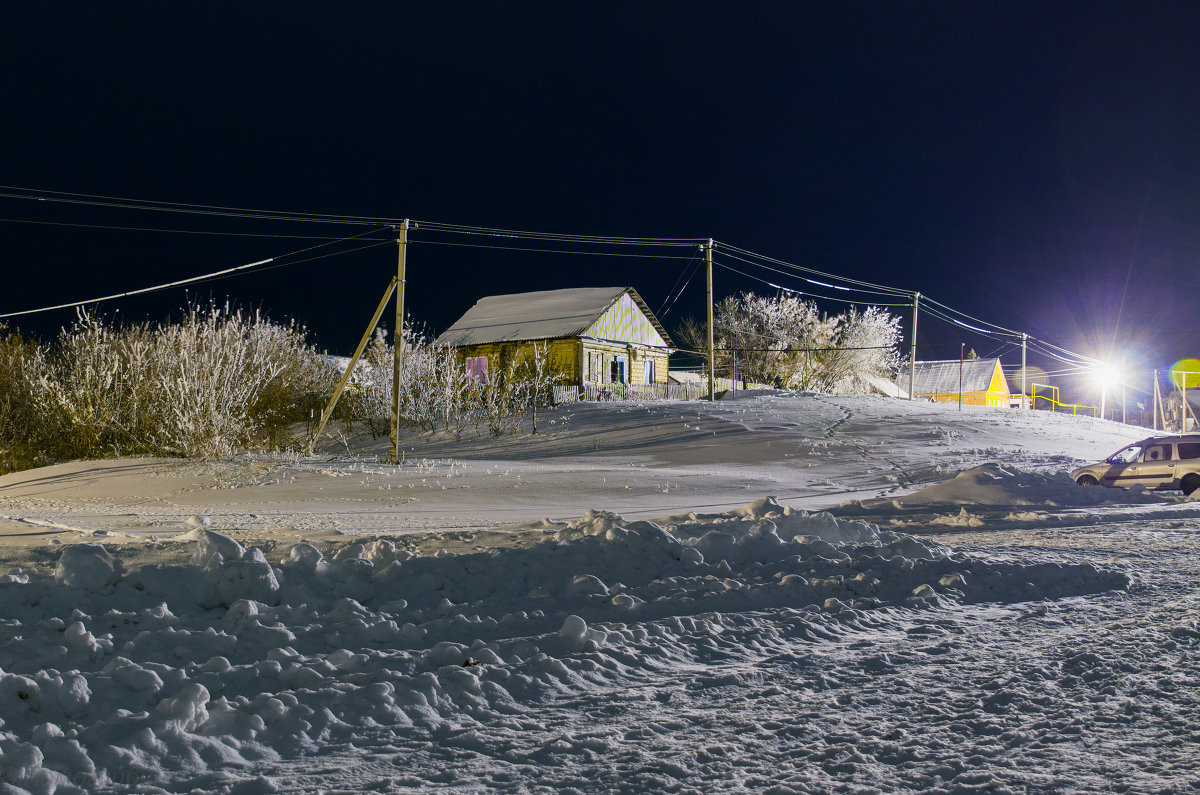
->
xmin=0 ymin=325 xmax=64 ymax=473
xmin=16 ymin=303 xmax=328 ymax=463
xmin=341 ymin=331 xmax=557 ymax=439
xmin=678 ymin=292 xmax=901 ymax=394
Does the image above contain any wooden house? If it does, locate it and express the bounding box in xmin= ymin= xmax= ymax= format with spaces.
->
xmin=433 ymin=287 xmax=674 ymax=389
xmin=905 ymin=358 xmax=1011 ymax=407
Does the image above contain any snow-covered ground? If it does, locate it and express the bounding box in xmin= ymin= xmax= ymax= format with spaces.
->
xmin=1 ymin=393 xmax=1197 ymax=793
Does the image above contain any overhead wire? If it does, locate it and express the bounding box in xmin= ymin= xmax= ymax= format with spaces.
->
xmin=0 ymin=185 xmax=1108 ymax=368
xmin=0 ymin=226 xmax=393 ymax=319
xmin=919 ymin=303 xmax=1019 ymax=343
xmin=657 ymin=249 xmax=704 ymax=318
xmin=0 ymin=215 xmax=386 ymax=241
xmin=715 ymin=241 xmax=912 ymax=297
xmin=715 ymin=240 xmax=1107 ymax=367
xmin=0 ymin=189 xmax=387 ymax=227
xmin=410 ymin=239 xmax=696 ymax=259
xmin=0 ymin=185 xmax=399 ymax=224
xmin=414 ymin=219 xmax=702 ymax=246
xmin=0 ymin=187 xmax=707 ymax=247
xmin=920 ymin=294 xmax=1023 ymax=338
xmin=713 ymin=261 xmax=911 ymax=307
xmin=715 ymin=247 xmax=909 ymax=300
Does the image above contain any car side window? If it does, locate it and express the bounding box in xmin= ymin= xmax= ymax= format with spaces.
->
xmin=1110 ymin=446 xmax=1142 ymax=464
xmin=1143 ymin=444 xmax=1171 ymax=462
xmin=1178 ymin=443 xmax=1200 ymax=460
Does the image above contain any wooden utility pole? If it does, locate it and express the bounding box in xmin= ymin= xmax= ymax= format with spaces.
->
xmin=706 ymin=238 xmax=715 ymax=401
xmin=389 ymin=219 xmax=410 ymax=465
xmin=1153 ymin=370 xmax=1159 ymax=431
xmin=958 ymin=343 xmax=964 ymax=410
xmin=1021 ymin=333 xmax=1028 ymax=410
xmin=307 ymin=277 xmax=399 ymax=456
xmin=908 ymin=292 xmax=920 ymax=400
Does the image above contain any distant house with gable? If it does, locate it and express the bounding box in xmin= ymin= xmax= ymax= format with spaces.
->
xmin=434 ymin=287 xmax=674 ymax=390
xmin=903 ymin=358 xmax=1011 ymax=407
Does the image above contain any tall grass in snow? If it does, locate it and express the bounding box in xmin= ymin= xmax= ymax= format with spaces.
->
xmin=0 ymin=304 xmax=330 ymax=471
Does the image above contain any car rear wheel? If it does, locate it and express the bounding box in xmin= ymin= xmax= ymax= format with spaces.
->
xmin=1181 ymin=474 xmax=1200 ymax=496
xmin=1076 ymin=475 xmax=1099 ymax=486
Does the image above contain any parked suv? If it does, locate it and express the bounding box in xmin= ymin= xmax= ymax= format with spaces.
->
xmin=1071 ymin=434 xmax=1200 ymax=495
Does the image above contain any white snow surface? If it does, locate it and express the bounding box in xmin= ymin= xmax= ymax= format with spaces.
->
xmin=0 ymin=393 xmax=1197 ymax=793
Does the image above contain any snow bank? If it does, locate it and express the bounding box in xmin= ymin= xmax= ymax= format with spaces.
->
xmin=0 ymin=500 xmax=1129 ymax=792
xmin=848 ymin=463 xmax=1171 ymax=511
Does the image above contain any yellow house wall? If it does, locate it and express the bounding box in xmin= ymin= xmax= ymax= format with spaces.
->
xmin=920 ymin=363 xmax=1011 ymax=408
xmin=454 ymin=340 xmax=579 ymax=384
xmin=453 ymin=339 xmax=669 ymax=387
xmin=922 ymin=391 xmax=1010 ymax=408
xmin=580 ymin=341 xmax=669 ymax=386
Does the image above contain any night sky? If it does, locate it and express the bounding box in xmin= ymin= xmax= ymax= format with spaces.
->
xmin=4 ymin=2 xmax=1200 ymax=403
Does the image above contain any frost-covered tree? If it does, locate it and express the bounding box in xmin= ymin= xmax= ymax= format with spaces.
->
xmin=677 ymin=292 xmax=901 ymax=394
xmin=811 ymin=306 xmax=902 ymax=393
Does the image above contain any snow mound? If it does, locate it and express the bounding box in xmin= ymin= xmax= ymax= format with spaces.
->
xmin=0 ymin=499 xmax=1130 ymax=792
xmin=53 ymin=544 xmax=123 ymax=591
xmin=871 ymin=463 xmax=1169 ymax=509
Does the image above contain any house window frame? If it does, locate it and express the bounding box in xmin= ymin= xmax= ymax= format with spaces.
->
xmin=466 ymin=356 xmax=489 ymax=384
xmin=610 ymin=355 xmax=628 ymax=384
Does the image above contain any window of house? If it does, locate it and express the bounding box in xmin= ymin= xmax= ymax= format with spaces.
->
xmin=610 ymin=357 xmax=627 ymax=384
xmin=466 ymin=356 xmax=488 ymax=384
xmin=644 ymin=359 xmax=655 ymax=384
xmin=587 ymin=351 xmax=605 ymax=383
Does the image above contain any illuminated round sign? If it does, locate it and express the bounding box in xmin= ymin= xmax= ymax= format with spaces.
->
xmin=1170 ymin=358 xmax=1200 ymax=389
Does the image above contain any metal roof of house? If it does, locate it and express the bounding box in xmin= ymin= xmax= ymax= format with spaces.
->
xmin=903 ymin=358 xmax=1010 ymax=395
xmin=433 ymin=287 xmax=674 ymax=348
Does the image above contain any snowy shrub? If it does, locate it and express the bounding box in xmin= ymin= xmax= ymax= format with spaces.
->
xmin=0 ymin=325 xmax=64 ymax=473
xmin=13 ymin=303 xmax=326 ymax=464
xmin=340 ymin=332 xmax=557 ymax=439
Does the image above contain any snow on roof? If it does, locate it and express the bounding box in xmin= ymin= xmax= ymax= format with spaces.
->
xmin=903 ymin=358 xmax=1009 ymax=395
xmin=434 ymin=287 xmax=672 ymax=347
xmin=863 ymin=374 xmax=909 ymax=398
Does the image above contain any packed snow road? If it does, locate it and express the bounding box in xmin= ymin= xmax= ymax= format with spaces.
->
xmin=0 ymin=393 xmax=1196 ymax=793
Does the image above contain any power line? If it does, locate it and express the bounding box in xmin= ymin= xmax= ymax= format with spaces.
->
xmin=715 ymin=249 xmax=907 ymax=300
xmin=0 ymin=256 xmax=276 ymax=319
xmin=715 ymin=241 xmax=912 ymax=297
xmin=657 ymin=250 xmax=704 ymax=318
xmin=415 ymin=220 xmax=703 ymax=246
xmin=920 ymin=294 xmax=1022 ymax=338
xmin=0 ymin=187 xmax=706 ymax=246
xmin=0 ymin=185 xmax=1107 ymax=369
xmin=411 ymin=239 xmax=696 ymax=259
xmin=0 ymin=189 xmax=388 ymax=227
xmin=0 ymin=186 xmax=400 ymax=225
xmin=0 ymin=227 xmax=393 ymax=319
xmin=713 ymin=261 xmax=911 ymax=307
xmin=0 ymin=215 xmax=383 ymax=241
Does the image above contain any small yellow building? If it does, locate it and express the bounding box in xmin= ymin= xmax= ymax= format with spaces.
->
xmin=434 ymin=287 xmax=674 ymax=391
xmin=906 ymin=358 xmax=1011 ymax=407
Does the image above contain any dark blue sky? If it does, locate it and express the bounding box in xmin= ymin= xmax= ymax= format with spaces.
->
xmin=4 ymin=2 xmax=1200 ymax=400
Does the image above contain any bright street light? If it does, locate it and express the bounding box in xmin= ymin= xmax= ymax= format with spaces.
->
xmin=1092 ymin=362 xmax=1121 ymax=421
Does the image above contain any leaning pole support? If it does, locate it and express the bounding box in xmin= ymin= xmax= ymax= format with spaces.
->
xmin=307 ymin=276 xmax=399 ymax=456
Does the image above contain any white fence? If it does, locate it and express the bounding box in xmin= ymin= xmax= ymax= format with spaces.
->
xmin=552 ymin=378 xmax=762 ymax=404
